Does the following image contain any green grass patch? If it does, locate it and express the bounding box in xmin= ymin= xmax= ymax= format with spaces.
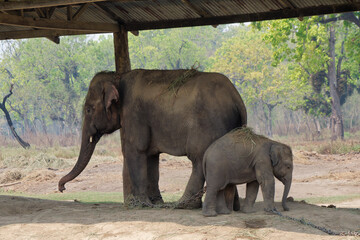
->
xmin=0 ymin=190 xmax=124 ymax=204
xmin=0 ymin=190 xmax=184 ymax=204
xmin=298 ymin=194 xmax=360 ymax=205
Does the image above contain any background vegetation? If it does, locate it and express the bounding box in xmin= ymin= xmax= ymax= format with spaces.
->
xmin=1 ymin=13 xmax=360 ymax=148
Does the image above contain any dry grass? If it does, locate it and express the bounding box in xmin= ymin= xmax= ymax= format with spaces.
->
xmin=167 ymin=64 xmax=199 ymax=96
xmin=298 ymin=171 xmax=360 ymax=182
xmin=24 ymin=170 xmax=56 ymax=182
xmin=0 ymin=170 xmax=24 ymax=184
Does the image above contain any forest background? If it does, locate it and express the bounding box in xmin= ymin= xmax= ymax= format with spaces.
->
xmin=1 ymin=13 xmax=360 ymax=148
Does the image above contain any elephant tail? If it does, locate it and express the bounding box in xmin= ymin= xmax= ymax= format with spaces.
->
xmin=202 ymin=150 xmax=209 ymax=179
xmin=235 ymin=94 xmax=247 ymax=127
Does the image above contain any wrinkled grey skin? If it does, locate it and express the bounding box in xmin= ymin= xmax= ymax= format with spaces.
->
xmin=58 ymin=69 xmax=247 ymax=208
xmin=202 ymin=129 xmax=293 ymax=217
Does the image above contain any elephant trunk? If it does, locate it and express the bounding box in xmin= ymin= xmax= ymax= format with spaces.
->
xmin=58 ymin=131 xmax=101 ymax=192
xmin=281 ymin=174 xmax=292 ymax=211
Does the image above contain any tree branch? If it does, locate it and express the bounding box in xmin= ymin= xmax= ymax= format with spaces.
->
xmin=0 ymin=84 xmax=30 ymax=149
xmin=2 ymin=83 xmax=13 ymax=106
xmin=319 ymin=12 xmax=360 ymax=28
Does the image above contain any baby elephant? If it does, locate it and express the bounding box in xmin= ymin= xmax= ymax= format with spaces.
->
xmin=202 ymin=128 xmax=293 ymax=217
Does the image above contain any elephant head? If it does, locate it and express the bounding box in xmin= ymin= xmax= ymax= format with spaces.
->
xmin=270 ymin=143 xmax=293 ymax=211
xmin=58 ymin=72 xmax=121 ymax=192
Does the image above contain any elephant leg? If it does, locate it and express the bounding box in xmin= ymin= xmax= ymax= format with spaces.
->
xmin=222 ymin=184 xmax=235 ymax=214
xmin=123 ymin=148 xmax=152 ymax=207
xmin=122 ymin=158 xmax=133 ymax=205
xmin=259 ymin=178 xmax=276 ymax=212
xmin=177 ymin=158 xmax=204 ymax=209
xmin=242 ymin=181 xmax=259 ymax=213
xmin=202 ymin=186 xmax=218 ymax=217
xmin=233 ymin=187 xmax=240 ymax=211
xmin=146 ymin=154 xmax=163 ymax=204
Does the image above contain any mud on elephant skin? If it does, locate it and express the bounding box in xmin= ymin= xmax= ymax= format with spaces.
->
xmin=58 ymin=69 xmax=247 ymax=209
xmin=202 ymin=127 xmax=293 ymax=217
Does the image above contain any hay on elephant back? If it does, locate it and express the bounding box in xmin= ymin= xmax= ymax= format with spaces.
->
xmin=231 ymin=127 xmax=267 ymax=144
xmin=167 ymin=62 xmax=200 ymax=96
xmin=230 ymin=127 xmax=268 ymax=156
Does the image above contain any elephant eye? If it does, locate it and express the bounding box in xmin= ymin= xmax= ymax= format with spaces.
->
xmin=85 ymin=106 xmax=93 ymax=114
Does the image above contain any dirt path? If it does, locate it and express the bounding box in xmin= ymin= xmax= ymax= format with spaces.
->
xmin=0 ymin=151 xmax=359 ymax=239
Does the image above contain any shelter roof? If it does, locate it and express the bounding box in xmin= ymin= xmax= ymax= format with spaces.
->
xmin=0 ymin=0 xmax=359 ymax=42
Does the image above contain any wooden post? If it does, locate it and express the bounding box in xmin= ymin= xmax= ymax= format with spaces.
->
xmin=113 ymin=26 xmax=132 ymax=203
xmin=113 ymin=26 xmax=131 ymax=73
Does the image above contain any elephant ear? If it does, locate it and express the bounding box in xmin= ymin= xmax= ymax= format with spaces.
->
xmin=270 ymin=144 xmax=281 ymax=167
xmin=103 ymin=82 xmax=119 ymax=119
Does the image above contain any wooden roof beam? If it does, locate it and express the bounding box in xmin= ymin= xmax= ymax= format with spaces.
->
xmin=0 ymin=0 xmax=106 ymax=11
xmin=0 ymin=12 xmax=120 ymax=32
xmin=0 ymin=29 xmax=107 ymax=41
xmin=93 ymin=3 xmax=139 ymax=36
xmin=72 ymin=3 xmax=90 ymax=21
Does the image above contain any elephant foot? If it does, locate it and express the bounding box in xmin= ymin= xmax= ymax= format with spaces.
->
xmin=150 ymin=195 xmax=164 ymax=205
xmin=175 ymin=198 xmax=202 ymax=209
xmin=217 ymin=208 xmax=231 ymax=215
xmin=125 ymin=195 xmax=153 ymax=208
xmin=202 ymin=208 xmax=218 ymax=217
xmin=242 ymin=204 xmax=255 ymax=213
xmin=176 ymin=188 xmax=205 ymax=209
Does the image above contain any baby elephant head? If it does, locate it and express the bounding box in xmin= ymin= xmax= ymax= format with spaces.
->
xmin=270 ymin=143 xmax=293 ymax=211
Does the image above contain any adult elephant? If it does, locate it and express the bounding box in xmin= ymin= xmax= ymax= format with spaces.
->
xmin=58 ymin=69 xmax=247 ymax=208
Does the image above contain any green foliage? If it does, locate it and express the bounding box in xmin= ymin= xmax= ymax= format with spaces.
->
xmin=128 ymin=26 xmax=224 ymax=70
xmin=0 ymin=36 xmax=115 ymax=135
xmin=210 ymin=27 xmax=308 ymax=109
xmin=253 ymin=13 xmax=360 ymax=118
xmin=209 ymin=26 xmax=309 ymax=135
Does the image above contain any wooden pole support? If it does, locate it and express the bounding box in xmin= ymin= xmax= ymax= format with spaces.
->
xmin=113 ymin=25 xmax=132 ymax=203
xmin=113 ymin=26 xmax=131 ymax=74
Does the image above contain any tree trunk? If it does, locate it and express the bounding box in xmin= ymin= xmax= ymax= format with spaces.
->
xmin=266 ymin=104 xmax=274 ymax=137
xmin=0 ymin=85 xmax=30 ymax=149
xmin=328 ymin=25 xmax=344 ymax=141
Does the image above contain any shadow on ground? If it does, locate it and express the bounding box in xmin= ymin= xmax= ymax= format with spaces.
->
xmin=0 ymin=195 xmax=359 ymax=238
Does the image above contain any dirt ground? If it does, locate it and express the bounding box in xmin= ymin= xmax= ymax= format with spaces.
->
xmin=0 ymin=150 xmax=359 ymax=239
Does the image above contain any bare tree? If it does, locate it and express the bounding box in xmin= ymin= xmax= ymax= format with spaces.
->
xmin=0 ymin=83 xmax=30 ymax=149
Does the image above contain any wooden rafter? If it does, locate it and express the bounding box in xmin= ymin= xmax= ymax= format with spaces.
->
xmin=0 ymin=29 xmax=106 ymax=41
xmin=0 ymin=12 xmax=120 ymax=32
xmin=0 ymin=0 xmax=106 ymax=11
xmin=67 ymin=5 xmax=73 ymax=21
xmin=93 ymin=3 xmax=139 ymax=36
xmin=72 ymin=3 xmax=90 ymax=21
xmin=93 ymin=2 xmax=120 ymax=22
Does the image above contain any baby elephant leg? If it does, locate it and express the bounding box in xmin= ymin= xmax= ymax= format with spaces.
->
xmin=203 ymin=187 xmax=218 ymax=217
xmin=215 ymin=190 xmax=231 ymax=214
xmin=242 ymin=181 xmax=259 ymax=213
xmin=224 ymin=184 xmax=236 ymax=213
xmin=216 ymin=184 xmax=234 ymax=215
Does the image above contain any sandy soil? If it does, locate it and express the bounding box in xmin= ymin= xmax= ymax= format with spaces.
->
xmin=0 ymin=150 xmax=359 ymax=239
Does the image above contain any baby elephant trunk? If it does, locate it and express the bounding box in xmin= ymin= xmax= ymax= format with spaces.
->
xmin=281 ymin=174 xmax=292 ymax=211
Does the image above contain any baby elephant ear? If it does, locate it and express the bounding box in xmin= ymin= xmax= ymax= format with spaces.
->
xmin=104 ymin=82 xmax=119 ymax=117
xmin=270 ymin=144 xmax=281 ymax=167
